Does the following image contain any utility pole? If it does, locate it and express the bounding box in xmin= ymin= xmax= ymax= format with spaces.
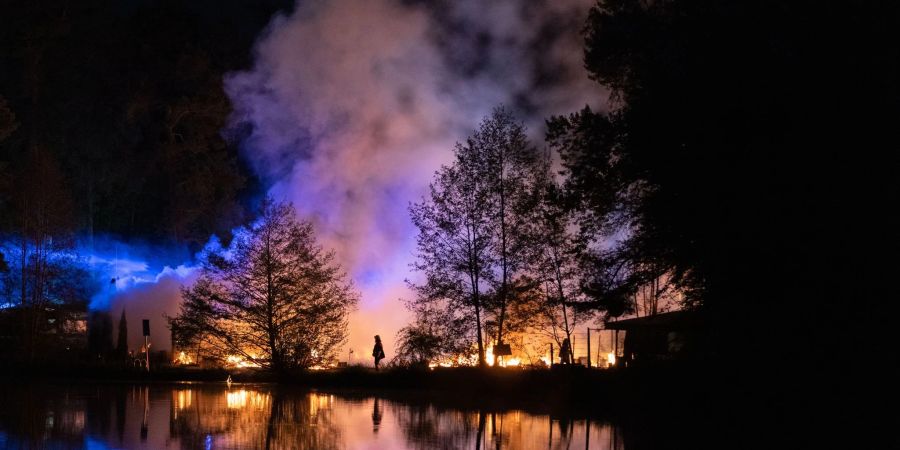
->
xmin=550 ymin=343 xmax=554 ymax=367
xmin=585 ymin=328 xmax=608 ymax=368
xmin=587 ymin=328 xmax=591 ymax=368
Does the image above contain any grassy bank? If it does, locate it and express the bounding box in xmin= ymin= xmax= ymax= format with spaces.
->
xmin=0 ymin=361 xmax=712 ymax=412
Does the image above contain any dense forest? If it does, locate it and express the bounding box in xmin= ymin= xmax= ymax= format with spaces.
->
xmin=0 ymin=0 xmax=293 ymax=246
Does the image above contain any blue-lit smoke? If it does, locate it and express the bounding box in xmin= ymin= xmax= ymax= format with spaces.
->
xmin=81 ymin=237 xmax=196 ymax=311
xmin=1 ymin=236 xmax=200 ymax=350
xmin=82 ymin=236 xmax=201 ymax=351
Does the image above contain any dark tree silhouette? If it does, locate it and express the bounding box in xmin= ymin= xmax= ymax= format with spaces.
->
xmin=476 ymin=107 xmax=541 ymax=364
xmin=552 ymin=0 xmax=897 ymax=392
xmin=116 ymin=309 xmax=128 ymax=357
xmin=0 ymin=96 xmax=17 ymax=142
xmin=408 ymin=120 xmax=497 ymax=367
xmin=88 ymin=311 xmax=114 ymax=358
xmin=1 ymin=149 xmax=90 ymax=361
xmin=0 ymin=0 xmax=294 ymax=246
xmin=527 ymin=156 xmax=595 ymax=358
xmin=393 ymin=296 xmax=474 ymax=367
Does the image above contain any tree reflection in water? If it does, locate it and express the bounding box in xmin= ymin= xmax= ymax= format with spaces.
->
xmin=391 ymin=403 xmax=622 ymax=450
xmin=169 ymin=386 xmax=342 ymax=450
xmin=372 ymin=398 xmax=383 ymax=433
xmin=0 ymin=383 xmax=624 ymax=449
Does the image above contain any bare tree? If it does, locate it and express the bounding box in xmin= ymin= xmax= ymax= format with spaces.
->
xmin=9 ymin=149 xmax=80 ymax=360
xmin=171 ymin=198 xmax=358 ymax=371
xmin=409 ymin=133 xmax=495 ymax=367
xmin=393 ymin=294 xmax=478 ymax=367
xmin=477 ymin=107 xmax=540 ymax=365
xmin=0 ymin=95 xmax=18 ymax=142
xmin=529 ymin=156 xmax=595 ymax=362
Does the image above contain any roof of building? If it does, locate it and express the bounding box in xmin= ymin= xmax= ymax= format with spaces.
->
xmin=604 ymin=309 xmax=704 ymax=330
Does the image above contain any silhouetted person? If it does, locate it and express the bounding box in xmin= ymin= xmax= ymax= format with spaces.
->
xmin=559 ymin=338 xmax=571 ymax=365
xmin=372 ymin=398 xmax=383 ymax=432
xmin=372 ymin=335 xmax=385 ymax=370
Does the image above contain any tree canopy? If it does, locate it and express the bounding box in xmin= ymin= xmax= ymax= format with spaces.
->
xmin=554 ymin=0 xmax=896 ymax=367
xmin=171 ymin=199 xmax=358 ymax=371
xmin=0 ymin=0 xmax=293 ymax=246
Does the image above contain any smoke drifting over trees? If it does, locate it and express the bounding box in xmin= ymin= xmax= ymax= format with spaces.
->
xmin=224 ymin=0 xmax=601 ymax=358
xmin=403 ymin=109 xmax=599 ymax=367
xmin=1 ymin=0 xmax=876 ymax=378
xmin=171 ymin=199 xmax=358 ymax=370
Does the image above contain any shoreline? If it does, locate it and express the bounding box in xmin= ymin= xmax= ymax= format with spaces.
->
xmin=0 ymin=362 xmax=730 ymax=446
xmin=0 ymin=362 xmax=713 ymax=413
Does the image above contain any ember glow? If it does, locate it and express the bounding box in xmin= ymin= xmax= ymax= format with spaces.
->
xmin=225 ymin=355 xmax=261 ymax=369
xmin=427 ymin=346 xmax=546 ymax=369
xmin=173 ymin=351 xmax=193 ymax=365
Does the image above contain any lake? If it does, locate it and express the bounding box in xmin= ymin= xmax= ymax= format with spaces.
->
xmin=0 ymin=382 xmax=625 ymax=449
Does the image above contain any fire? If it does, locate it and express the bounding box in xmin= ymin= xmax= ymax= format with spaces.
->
xmin=606 ymin=352 xmax=616 ymax=366
xmin=225 ymin=354 xmax=261 ymax=368
xmin=428 ymin=361 xmax=454 ymax=369
xmin=173 ymin=351 xmax=193 ymax=365
xmin=426 ymin=349 xmax=527 ymax=368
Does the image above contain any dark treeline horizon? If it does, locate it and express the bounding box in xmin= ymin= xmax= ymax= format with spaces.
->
xmin=400 ymin=3 xmax=894 ymax=443
xmin=0 ymin=0 xmax=295 ymax=248
xmin=0 ymin=0 xmax=296 ymax=366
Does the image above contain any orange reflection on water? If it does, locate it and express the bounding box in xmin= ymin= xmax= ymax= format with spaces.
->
xmin=1 ymin=383 xmax=624 ymax=449
xmin=226 ymin=388 xmax=269 ymax=410
xmin=175 ymin=389 xmax=192 ymax=410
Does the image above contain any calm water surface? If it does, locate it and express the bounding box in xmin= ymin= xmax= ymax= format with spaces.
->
xmin=0 ymin=383 xmax=625 ymax=449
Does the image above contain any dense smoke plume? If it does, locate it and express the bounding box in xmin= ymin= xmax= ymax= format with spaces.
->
xmin=224 ymin=0 xmax=603 ymax=360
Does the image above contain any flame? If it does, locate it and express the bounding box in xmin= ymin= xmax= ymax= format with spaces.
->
xmin=427 ymin=361 xmax=453 ymax=369
xmin=426 ymin=349 xmax=529 ymax=368
xmin=173 ymin=351 xmax=193 ymax=365
xmin=606 ymin=352 xmax=616 ymax=366
xmin=225 ymin=354 xmax=261 ymax=368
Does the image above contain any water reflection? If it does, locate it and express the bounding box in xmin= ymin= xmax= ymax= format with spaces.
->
xmin=372 ymin=398 xmax=383 ymax=433
xmin=0 ymin=383 xmax=624 ymax=449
